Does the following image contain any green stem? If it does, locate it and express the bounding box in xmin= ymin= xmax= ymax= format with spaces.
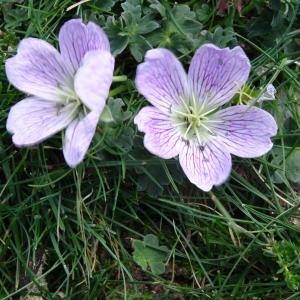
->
xmin=210 ymin=192 xmax=255 ymax=238
xmin=109 ymin=85 xmax=127 ymax=97
xmin=112 ymin=75 xmax=127 ymax=82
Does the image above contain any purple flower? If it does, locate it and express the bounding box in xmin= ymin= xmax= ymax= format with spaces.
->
xmin=134 ymin=44 xmax=277 ymax=191
xmin=257 ymin=84 xmax=276 ymax=102
xmin=5 ymin=19 xmax=114 ymax=167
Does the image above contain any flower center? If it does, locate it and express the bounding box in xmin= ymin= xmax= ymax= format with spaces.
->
xmin=57 ymin=85 xmax=89 ymax=119
xmin=171 ymin=95 xmax=222 ymax=145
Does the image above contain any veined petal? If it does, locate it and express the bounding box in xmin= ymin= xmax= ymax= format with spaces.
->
xmin=59 ymin=19 xmax=110 ymax=74
xmin=5 ymin=38 xmax=70 ymax=101
xmin=214 ymin=105 xmax=277 ymax=158
xmin=135 ymin=48 xmax=188 ymax=114
xmin=63 ymin=111 xmax=99 ymax=168
xmin=134 ymin=106 xmax=185 ymax=159
xmin=74 ymin=50 xmax=114 ymax=113
xmin=188 ymin=44 xmax=250 ymax=108
xmin=179 ymin=141 xmax=232 ymax=191
xmin=7 ymin=97 xmax=75 ymax=146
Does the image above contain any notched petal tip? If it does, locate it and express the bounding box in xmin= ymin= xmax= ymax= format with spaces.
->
xmin=135 ymin=48 xmax=188 ymax=113
xmin=188 ymin=43 xmax=251 ymax=108
xmin=5 ymin=38 xmax=69 ymax=101
xmin=58 ymin=18 xmax=111 ymax=74
xmin=144 ymin=48 xmax=174 ymax=61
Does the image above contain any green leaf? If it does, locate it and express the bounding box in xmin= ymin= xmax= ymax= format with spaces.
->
xmin=105 ymin=16 xmax=129 ymax=55
xmin=195 ymin=4 xmax=211 ymax=23
xmin=129 ymin=35 xmax=151 ymax=62
xmin=107 ymin=98 xmax=132 ymax=124
xmin=138 ymin=15 xmax=160 ymax=35
xmin=100 ymin=105 xmax=114 ymax=123
xmin=271 ymin=148 xmax=300 ymax=184
xmin=204 ymin=26 xmax=237 ymax=48
xmin=93 ymin=0 xmax=118 ymax=11
xmin=104 ymin=0 xmax=159 ymax=60
xmin=271 ymin=240 xmax=300 ymax=291
xmin=134 ymin=158 xmax=183 ymax=198
xmin=170 ymin=4 xmax=202 ymax=36
xmin=132 ymin=234 xmax=169 ymax=275
xmin=269 ymin=0 xmax=281 ymax=11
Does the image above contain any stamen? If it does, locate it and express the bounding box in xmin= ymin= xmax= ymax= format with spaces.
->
xmin=171 ymin=94 xmax=220 ymax=142
xmin=200 ymin=107 xmax=219 ymax=118
xmin=199 ymin=122 xmax=216 ymax=135
xmin=171 ymin=107 xmax=191 ymax=117
xmin=179 ymin=95 xmax=191 ymax=113
xmin=203 ymin=120 xmax=224 ymax=124
xmin=191 ymin=93 xmax=197 ymax=110
xmin=174 ymin=121 xmax=188 ymax=127
xmin=184 ymin=122 xmax=193 ymax=139
xmin=195 ymin=129 xmax=203 ymax=146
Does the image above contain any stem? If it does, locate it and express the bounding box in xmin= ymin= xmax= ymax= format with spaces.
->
xmin=210 ymin=192 xmax=255 ymax=239
xmin=112 ymin=75 xmax=127 ymax=82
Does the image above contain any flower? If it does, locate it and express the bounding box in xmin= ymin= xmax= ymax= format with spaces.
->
xmin=257 ymin=84 xmax=276 ymax=102
xmin=134 ymin=44 xmax=277 ymax=191
xmin=5 ymin=19 xmax=114 ymax=167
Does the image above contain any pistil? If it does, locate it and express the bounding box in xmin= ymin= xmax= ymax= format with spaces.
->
xmin=171 ymin=95 xmax=221 ymax=143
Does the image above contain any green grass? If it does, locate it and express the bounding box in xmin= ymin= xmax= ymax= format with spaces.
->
xmin=1 ymin=0 xmax=300 ymax=299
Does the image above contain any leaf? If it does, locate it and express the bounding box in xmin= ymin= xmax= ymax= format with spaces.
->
xmin=247 ymin=3 xmax=293 ymax=47
xmin=132 ymin=234 xmax=169 ymax=275
xmin=170 ymin=4 xmax=202 ymax=36
xmin=107 ymin=98 xmax=132 ymax=124
xmin=271 ymin=148 xmax=300 ymax=184
xmin=203 ymin=26 xmax=237 ymax=48
xmin=269 ymin=0 xmax=281 ymax=11
xmin=138 ymin=15 xmax=160 ymax=35
xmin=93 ymin=0 xmax=118 ymax=11
xmin=101 ymin=98 xmax=133 ymax=154
xmin=100 ymin=105 xmax=114 ymax=123
xmin=195 ymin=4 xmax=211 ymax=23
xmin=104 ymin=127 xmax=135 ymax=154
xmin=130 ymin=137 xmax=184 ymax=197
xmin=271 ymin=240 xmax=300 ymax=291
xmin=2 ymin=3 xmax=28 ymax=29
xmin=104 ymin=16 xmax=129 ymax=55
xmin=129 ymin=35 xmax=150 ymax=62
xmin=104 ymin=0 xmax=160 ymax=60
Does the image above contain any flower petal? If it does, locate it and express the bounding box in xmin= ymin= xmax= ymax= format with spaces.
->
xmin=59 ymin=19 xmax=110 ymax=74
xmin=188 ymin=44 xmax=250 ymax=108
xmin=135 ymin=48 xmax=188 ymax=113
xmin=257 ymin=84 xmax=276 ymax=102
xmin=134 ymin=106 xmax=185 ymax=159
xmin=63 ymin=111 xmax=99 ymax=168
xmin=179 ymin=141 xmax=232 ymax=191
xmin=7 ymin=97 xmax=75 ymax=146
xmin=5 ymin=38 xmax=70 ymax=101
xmin=214 ymin=105 xmax=277 ymax=158
xmin=74 ymin=50 xmax=114 ymax=112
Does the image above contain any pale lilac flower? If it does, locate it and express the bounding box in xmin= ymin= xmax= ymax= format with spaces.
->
xmin=257 ymin=84 xmax=276 ymax=102
xmin=134 ymin=44 xmax=277 ymax=191
xmin=6 ymin=19 xmax=114 ymax=167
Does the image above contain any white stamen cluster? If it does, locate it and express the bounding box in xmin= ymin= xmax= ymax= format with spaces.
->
xmin=170 ymin=94 xmax=222 ymax=145
xmin=57 ymin=85 xmax=88 ymax=117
